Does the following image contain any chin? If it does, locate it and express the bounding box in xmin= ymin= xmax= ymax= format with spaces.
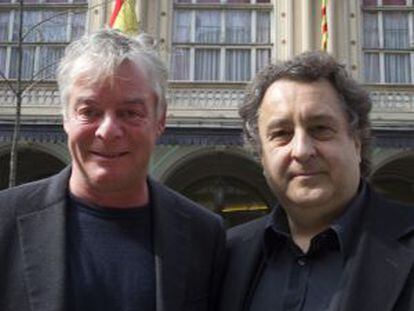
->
xmin=288 ymin=187 xmax=331 ymax=206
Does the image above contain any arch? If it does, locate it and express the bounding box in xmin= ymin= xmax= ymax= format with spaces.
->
xmin=163 ymin=147 xmax=276 ymax=227
xmin=0 ymin=143 xmax=67 ymax=190
xmin=370 ymin=150 xmax=414 ymax=204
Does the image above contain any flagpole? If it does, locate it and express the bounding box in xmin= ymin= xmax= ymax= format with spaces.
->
xmin=321 ymin=0 xmax=328 ymax=51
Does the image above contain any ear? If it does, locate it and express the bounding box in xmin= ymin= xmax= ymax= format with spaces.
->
xmin=63 ymin=116 xmax=69 ymax=135
xmin=156 ymin=109 xmax=166 ymax=137
xmin=354 ymin=136 xmax=362 ymax=163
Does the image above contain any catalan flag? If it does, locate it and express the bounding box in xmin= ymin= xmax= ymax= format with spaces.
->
xmin=109 ymin=0 xmax=139 ymax=35
xmin=321 ymin=0 xmax=328 ymax=51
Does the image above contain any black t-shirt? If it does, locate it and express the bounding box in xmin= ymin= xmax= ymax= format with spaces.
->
xmin=66 ymin=194 xmax=155 ymax=311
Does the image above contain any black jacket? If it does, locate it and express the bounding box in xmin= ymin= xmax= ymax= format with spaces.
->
xmin=219 ymin=185 xmax=414 ymax=311
xmin=0 ymin=167 xmax=225 ymax=311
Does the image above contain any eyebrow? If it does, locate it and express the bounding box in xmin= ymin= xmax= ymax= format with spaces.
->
xmin=122 ymin=97 xmax=146 ymax=105
xmin=306 ymin=114 xmax=337 ymax=124
xmin=265 ymin=114 xmax=338 ymax=130
xmin=73 ymin=97 xmax=96 ymax=106
xmin=266 ymin=118 xmax=291 ymax=130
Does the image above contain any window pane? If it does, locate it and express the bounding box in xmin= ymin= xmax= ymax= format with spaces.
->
xmin=41 ymin=11 xmax=68 ymax=42
xmin=38 ymin=46 xmax=64 ymax=80
xmin=362 ymin=0 xmax=377 ymax=5
xmin=256 ymin=49 xmax=270 ymax=72
xmin=0 ymin=12 xmax=9 ymax=41
xmin=13 ymin=11 xmax=40 ymax=42
xmin=171 ymin=48 xmax=190 ymax=80
xmin=227 ymin=0 xmax=250 ymax=3
xmin=10 ymin=47 xmax=35 ymax=79
xmin=197 ymin=0 xmax=220 ymax=3
xmin=176 ymin=0 xmax=191 ymax=3
xmin=364 ymin=53 xmax=380 ymax=83
xmin=256 ymin=11 xmax=270 ymax=43
xmin=71 ymin=11 xmax=86 ymax=40
xmin=363 ymin=13 xmax=379 ymax=48
xmin=0 ymin=0 xmax=12 ymax=3
xmin=44 ymin=0 xmax=69 ymax=2
xmin=195 ymin=11 xmax=220 ymax=43
xmin=226 ymin=49 xmax=250 ymax=81
xmin=173 ymin=10 xmax=192 ymax=42
xmin=225 ymin=10 xmax=251 ymax=43
xmin=383 ymin=12 xmax=408 ymax=49
xmin=256 ymin=0 xmax=270 ymax=3
xmin=383 ymin=0 xmax=406 ymax=5
xmin=385 ymin=53 xmax=411 ymax=83
xmin=195 ymin=49 xmax=220 ymax=81
xmin=0 ymin=47 xmax=6 ymax=76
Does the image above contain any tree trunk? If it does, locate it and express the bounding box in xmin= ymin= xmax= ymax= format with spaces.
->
xmin=8 ymin=0 xmax=24 ymax=188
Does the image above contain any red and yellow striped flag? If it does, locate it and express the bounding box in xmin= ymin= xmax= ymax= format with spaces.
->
xmin=321 ymin=0 xmax=328 ymax=51
xmin=109 ymin=0 xmax=139 ymax=35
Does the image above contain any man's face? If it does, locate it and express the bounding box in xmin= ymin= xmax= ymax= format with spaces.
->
xmin=64 ymin=61 xmax=165 ymax=195
xmin=258 ymin=79 xmax=361 ymax=216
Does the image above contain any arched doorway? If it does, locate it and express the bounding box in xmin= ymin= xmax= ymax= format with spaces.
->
xmin=163 ymin=150 xmax=276 ymax=227
xmin=0 ymin=147 xmax=66 ymax=190
xmin=370 ymin=152 xmax=414 ymax=204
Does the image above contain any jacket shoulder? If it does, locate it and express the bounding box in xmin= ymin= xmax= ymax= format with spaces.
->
xmin=367 ymin=187 xmax=414 ymax=242
xmin=148 ymin=178 xmax=223 ymax=225
xmin=0 ymin=167 xmax=70 ymax=216
xmin=227 ymin=215 xmax=269 ymax=245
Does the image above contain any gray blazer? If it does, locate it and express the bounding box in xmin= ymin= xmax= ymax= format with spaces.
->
xmin=219 ymin=186 xmax=414 ymax=311
xmin=0 ymin=167 xmax=225 ymax=311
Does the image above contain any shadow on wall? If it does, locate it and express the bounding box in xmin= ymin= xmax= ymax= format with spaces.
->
xmin=0 ymin=148 xmax=66 ymax=190
xmin=370 ymin=153 xmax=414 ymax=205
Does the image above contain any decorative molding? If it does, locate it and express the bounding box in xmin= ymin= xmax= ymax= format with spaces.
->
xmin=371 ymin=91 xmax=414 ymax=112
xmin=1 ymin=87 xmax=413 ymax=127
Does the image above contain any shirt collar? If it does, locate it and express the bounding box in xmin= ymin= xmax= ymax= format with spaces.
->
xmin=264 ymin=180 xmax=368 ymax=259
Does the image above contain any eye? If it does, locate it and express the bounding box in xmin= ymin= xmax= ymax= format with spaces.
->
xmin=118 ymin=107 xmax=146 ymax=123
xmin=74 ymin=105 xmax=102 ymax=123
xmin=310 ymin=125 xmax=335 ymax=139
xmin=268 ymin=129 xmax=292 ymax=144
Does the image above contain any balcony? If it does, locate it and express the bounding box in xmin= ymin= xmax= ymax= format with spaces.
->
xmin=0 ymin=84 xmax=413 ymax=130
xmin=367 ymin=85 xmax=414 ymax=129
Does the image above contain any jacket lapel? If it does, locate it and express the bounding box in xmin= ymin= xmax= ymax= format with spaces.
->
xmin=18 ymin=203 xmax=67 ymax=311
xmin=332 ymin=232 xmax=414 ymax=311
xmin=17 ymin=169 xmax=70 ymax=311
xmin=330 ymin=189 xmax=414 ymax=311
xmin=150 ymin=180 xmax=190 ymax=311
xmin=220 ymin=218 xmax=267 ymax=311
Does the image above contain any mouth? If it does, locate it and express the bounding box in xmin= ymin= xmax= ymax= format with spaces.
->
xmin=290 ymin=171 xmax=322 ymax=179
xmin=90 ymin=151 xmax=129 ymax=159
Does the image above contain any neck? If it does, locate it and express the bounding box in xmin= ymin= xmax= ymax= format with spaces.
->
xmin=69 ymin=178 xmax=149 ymax=208
xmin=285 ymin=205 xmax=346 ymax=253
xmin=287 ymin=217 xmax=331 ymax=253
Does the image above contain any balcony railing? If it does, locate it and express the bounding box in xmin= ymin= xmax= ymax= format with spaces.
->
xmin=1 ymin=85 xmax=413 ymax=128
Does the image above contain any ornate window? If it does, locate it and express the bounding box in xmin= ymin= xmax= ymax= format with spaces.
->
xmin=0 ymin=0 xmax=87 ymax=81
xmin=361 ymin=0 xmax=414 ymax=84
xmin=171 ymin=0 xmax=273 ymax=82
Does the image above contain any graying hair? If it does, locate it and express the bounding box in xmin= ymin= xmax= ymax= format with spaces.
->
xmin=240 ymin=51 xmax=372 ymax=177
xmin=57 ymin=28 xmax=168 ymax=119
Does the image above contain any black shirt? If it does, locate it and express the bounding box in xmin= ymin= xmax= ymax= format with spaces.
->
xmin=249 ymin=182 xmax=367 ymax=311
xmin=66 ymin=194 xmax=156 ymax=311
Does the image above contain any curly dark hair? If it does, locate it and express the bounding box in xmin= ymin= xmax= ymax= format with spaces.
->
xmin=240 ymin=51 xmax=372 ymax=177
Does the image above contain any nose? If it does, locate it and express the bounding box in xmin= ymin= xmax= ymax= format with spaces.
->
xmin=291 ymin=130 xmax=317 ymax=162
xmin=95 ymin=113 xmax=123 ymax=141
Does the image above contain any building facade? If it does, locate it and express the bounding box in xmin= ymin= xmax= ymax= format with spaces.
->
xmin=0 ymin=0 xmax=413 ymax=227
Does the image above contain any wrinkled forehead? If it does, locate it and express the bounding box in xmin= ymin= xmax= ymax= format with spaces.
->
xmin=70 ymin=56 xmax=150 ymax=90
